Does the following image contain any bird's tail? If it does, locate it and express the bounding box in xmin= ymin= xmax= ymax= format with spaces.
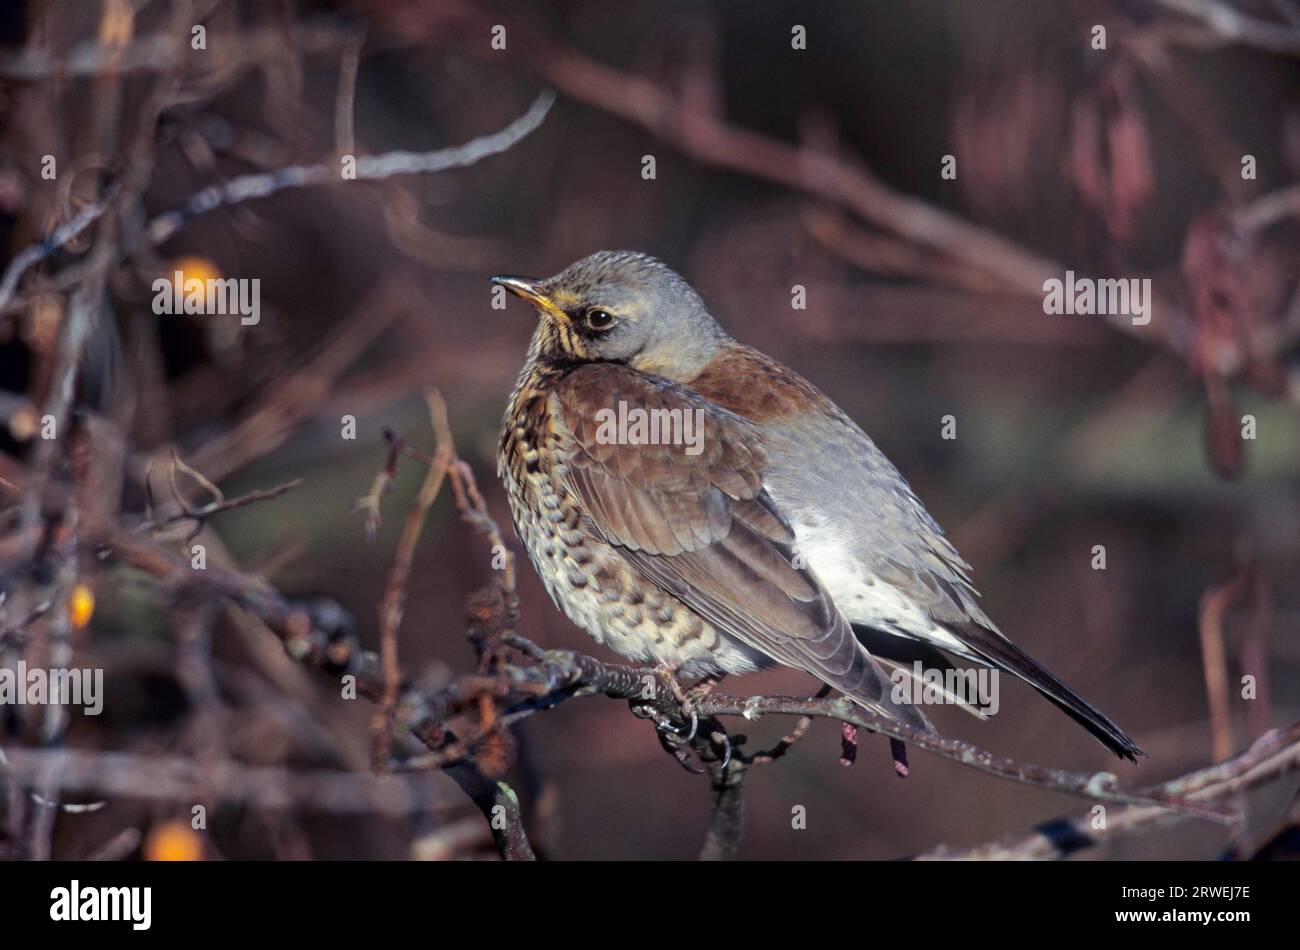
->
xmin=953 ymin=621 xmax=1144 ymax=761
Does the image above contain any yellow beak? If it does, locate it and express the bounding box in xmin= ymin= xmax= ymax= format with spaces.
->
xmin=491 ymin=275 xmax=569 ymax=322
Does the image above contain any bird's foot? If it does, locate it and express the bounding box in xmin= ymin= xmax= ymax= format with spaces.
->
xmin=656 ymin=726 xmax=707 ymax=775
xmin=634 ymin=666 xmax=737 ymax=774
xmin=651 ymin=662 xmax=700 ymax=741
xmin=630 ymin=701 xmax=706 ymax=774
xmin=889 ymin=738 xmax=909 ymax=778
xmin=686 ymin=673 xmax=723 ymax=704
xmin=632 ymin=698 xmax=696 ymax=740
xmin=840 ymin=722 xmax=859 ymax=767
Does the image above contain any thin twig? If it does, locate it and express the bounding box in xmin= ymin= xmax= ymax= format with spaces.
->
xmin=145 ymin=91 xmax=555 ymax=248
xmin=138 ymin=462 xmax=303 ymax=542
xmin=1199 ymin=558 xmax=1257 ymax=762
xmin=372 ymin=392 xmax=455 ymax=770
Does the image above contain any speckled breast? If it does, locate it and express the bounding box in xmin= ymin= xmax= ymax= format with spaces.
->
xmin=498 ymin=364 xmax=741 ymax=676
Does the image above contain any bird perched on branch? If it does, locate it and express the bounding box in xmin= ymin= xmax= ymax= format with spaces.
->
xmin=495 ymin=250 xmax=1142 ymax=761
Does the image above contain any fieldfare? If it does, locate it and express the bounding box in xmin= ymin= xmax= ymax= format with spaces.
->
xmin=495 ymin=251 xmax=1142 ymax=760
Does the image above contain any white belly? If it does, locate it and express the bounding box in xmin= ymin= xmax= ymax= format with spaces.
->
xmin=784 ymin=507 xmax=971 ymax=655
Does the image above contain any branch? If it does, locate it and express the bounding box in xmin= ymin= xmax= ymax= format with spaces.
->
xmin=0 ymin=16 xmax=367 ymax=80
xmin=372 ymin=392 xmax=455 ymax=769
xmin=384 ymin=642 xmax=1230 ymax=821
xmin=86 ymin=460 xmax=1300 ymax=857
xmin=0 ymin=747 xmax=453 ymax=817
xmin=916 ymin=721 xmax=1300 ymax=859
xmin=144 ymin=89 xmax=555 ymax=247
xmin=648 ymin=683 xmax=1232 ymax=818
xmin=137 ymin=450 xmax=303 ymax=542
xmin=699 ymin=756 xmax=747 ymax=861
xmin=442 ymin=764 xmax=536 ymax=862
xmin=0 ymin=91 xmax=555 ymax=315
xmin=522 ymin=45 xmax=1058 ymax=298
xmin=21 ymin=371 xmax=1286 ymax=859
xmin=89 ymin=471 xmax=1249 ymax=861
xmin=1142 ymin=0 xmax=1300 ymax=55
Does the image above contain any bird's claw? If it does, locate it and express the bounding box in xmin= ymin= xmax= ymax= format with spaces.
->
xmin=631 ymin=699 xmax=695 ymax=738
xmin=680 ymin=706 xmax=699 ymax=741
xmin=654 ymin=726 xmax=707 ymax=774
xmin=712 ymin=729 xmax=732 ymax=772
xmin=632 ymin=697 xmax=724 ymax=774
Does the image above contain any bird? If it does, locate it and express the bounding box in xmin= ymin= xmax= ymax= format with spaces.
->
xmin=494 ymin=250 xmax=1142 ymax=761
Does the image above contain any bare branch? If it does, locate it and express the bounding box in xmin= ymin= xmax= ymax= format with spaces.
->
xmin=1142 ymin=0 xmax=1300 ymax=55
xmin=138 ymin=461 xmax=303 ymax=542
xmin=0 ymin=92 xmax=555 ymax=315
xmin=917 ymin=721 xmax=1300 ymax=859
xmin=0 ymin=747 xmax=452 ymax=817
xmin=373 ymin=392 xmax=455 ymax=770
xmin=144 ymin=91 xmax=556 ymax=248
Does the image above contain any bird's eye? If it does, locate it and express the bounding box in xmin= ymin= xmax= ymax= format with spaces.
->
xmin=585 ymin=309 xmax=616 ymax=331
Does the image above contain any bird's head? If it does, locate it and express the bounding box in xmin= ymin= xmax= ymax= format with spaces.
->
xmin=492 ymin=251 xmax=730 ymax=380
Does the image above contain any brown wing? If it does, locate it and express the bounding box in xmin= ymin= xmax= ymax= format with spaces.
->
xmin=552 ymin=363 xmax=933 ymax=733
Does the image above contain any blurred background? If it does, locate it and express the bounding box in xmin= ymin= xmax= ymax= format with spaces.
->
xmin=1 ymin=0 xmax=1298 ymax=859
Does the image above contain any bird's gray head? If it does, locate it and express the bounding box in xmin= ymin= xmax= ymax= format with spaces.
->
xmin=492 ymin=251 xmax=730 ymax=380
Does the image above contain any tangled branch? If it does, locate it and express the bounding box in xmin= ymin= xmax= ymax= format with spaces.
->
xmin=54 ymin=403 xmax=1293 ymax=860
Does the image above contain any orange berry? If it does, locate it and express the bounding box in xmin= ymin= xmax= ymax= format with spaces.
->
xmin=144 ymin=821 xmax=204 ymax=862
xmin=68 ymin=583 xmax=94 ymax=630
xmin=167 ymin=255 xmax=222 ymax=287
